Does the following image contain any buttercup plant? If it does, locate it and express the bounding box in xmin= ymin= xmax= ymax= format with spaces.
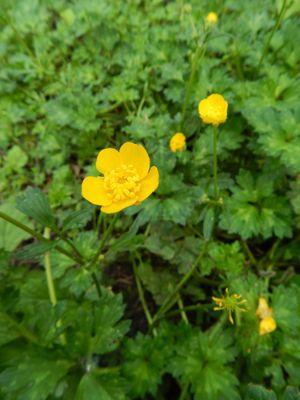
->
xmin=0 ymin=1 xmax=299 ymax=398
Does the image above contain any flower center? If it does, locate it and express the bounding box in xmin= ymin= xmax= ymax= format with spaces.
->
xmin=104 ymin=164 xmax=141 ymax=202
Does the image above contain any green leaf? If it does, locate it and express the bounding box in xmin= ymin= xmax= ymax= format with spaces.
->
xmin=63 ymin=289 xmax=129 ymax=357
xmin=0 ymin=353 xmax=72 ymax=400
xmin=16 ymin=240 xmax=57 ymax=260
xmin=62 ymin=206 xmax=93 ymax=231
xmin=75 ymin=371 xmax=127 ymax=400
xmin=16 ymin=187 xmax=56 ymax=228
xmin=0 ymin=202 xmax=32 ymax=251
xmin=0 ymin=311 xmax=20 ymax=346
xmin=283 ymin=387 xmax=300 ymax=400
xmin=245 ymin=384 xmax=277 ymax=400
xmin=5 ymin=145 xmax=28 ymax=172
xmin=123 ymin=331 xmax=169 ymax=398
xmin=168 ymin=325 xmax=239 ymax=400
xmin=219 ymin=170 xmax=292 ymax=239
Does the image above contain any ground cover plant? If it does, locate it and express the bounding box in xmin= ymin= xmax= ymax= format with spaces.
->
xmin=0 ymin=0 xmax=300 ymax=398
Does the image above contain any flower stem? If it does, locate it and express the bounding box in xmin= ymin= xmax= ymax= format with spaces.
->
xmin=152 ymin=242 xmax=208 ymax=326
xmin=258 ymin=0 xmax=289 ymax=69
xmin=44 ymin=227 xmax=66 ymax=345
xmin=177 ymin=294 xmax=189 ymax=325
xmin=213 ymin=125 xmax=219 ymax=199
xmin=91 ymin=214 xmax=117 ymax=265
xmin=132 ymin=256 xmax=156 ymax=335
xmin=44 ymin=228 xmax=58 ymax=306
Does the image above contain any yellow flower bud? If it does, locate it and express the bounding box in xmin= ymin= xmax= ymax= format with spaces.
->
xmin=259 ymin=317 xmax=277 ymax=336
xmin=256 ymin=298 xmax=273 ymax=319
xmin=198 ymin=94 xmax=228 ymax=126
xmin=169 ymin=133 xmax=186 ymax=152
xmin=206 ymin=12 xmax=218 ymax=25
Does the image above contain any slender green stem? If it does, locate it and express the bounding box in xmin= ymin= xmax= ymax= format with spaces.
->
xmin=0 ymin=211 xmax=81 ymax=264
xmin=44 ymin=228 xmax=66 ymax=345
xmin=132 ymin=257 xmax=156 ymax=335
xmin=213 ymin=125 xmax=219 ymax=199
xmin=91 ymin=272 xmax=102 ymax=298
xmin=258 ymin=0 xmax=288 ymax=68
xmin=57 ymin=232 xmax=83 ymax=260
xmin=208 ymin=313 xmax=227 ymax=341
xmin=160 ymin=303 xmax=211 ymax=320
xmin=177 ymin=294 xmax=189 ymax=325
xmin=152 ymin=242 xmax=208 ymax=325
xmin=241 ymin=240 xmax=257 ymax=267
xmin=179 ymin=383 xmax=189 ymax=400
xmin=91 ymin=214 xmax=117 ymax=265
xmin=2 ymin=312 xmax=39 ymax=344
xmin=44 ymin=228 xmax=58 ymax=306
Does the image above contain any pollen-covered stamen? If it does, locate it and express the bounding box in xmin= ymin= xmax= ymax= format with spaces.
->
xmin=104 ymin=164 xmax=141 ymax=201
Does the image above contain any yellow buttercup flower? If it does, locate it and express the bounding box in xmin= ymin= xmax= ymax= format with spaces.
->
xmin=206 ymin=12 xmax=218 ymax=25
xmin=212 ymin=288 xmax=247 ymax=324
xmin=170 ymin=133 xmax=186 ymax=152
xmin=82 ymin=142 xmax=159 ymax=214
xmin=259 ymin=316 xmax=277 ymax=336
xmin=256 ymin=297 xmax=277 ymax=336
xmin=198 ymin=93 xmax=228 ymax=126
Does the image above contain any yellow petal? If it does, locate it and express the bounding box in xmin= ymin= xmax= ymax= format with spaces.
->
xmin=119 ymin=142 xmax=150 ymax=179
xmin=96 ymin=148 xmax=121 ymax=174
xmin=138 ymin=166 xmax=159 ymax=202
xmin=101 ymin=198 xmax=137 ymax=214
xmin=82 ymin=177 xmax=111 ymax=206
xmin=259 ymin=317 xmax=277 ymax=336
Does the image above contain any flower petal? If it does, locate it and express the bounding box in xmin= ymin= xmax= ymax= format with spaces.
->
xmin=101 ymin=198 xmax=137 ymax=214
xmin=96 ymin=148 xmax=121 ymax=174
xmin=137 ymin=166 xmax=159 ymax=202
xmin=82 ymin=177 xmax=111 ymax=206
xmin=119 ymin=142 xmax=150 ymax=179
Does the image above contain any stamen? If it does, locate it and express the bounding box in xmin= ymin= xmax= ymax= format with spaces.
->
xmin=104 ymin=164 xmax=141 ymax=202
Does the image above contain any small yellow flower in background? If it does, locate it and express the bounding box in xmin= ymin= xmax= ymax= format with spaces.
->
xmin=198 ymin=94 xmax=228 ymax=126
xmin=82 ymin=142 xmax=159 ymax=214
xmin=256 ymin=297 xmax=277 ymax=336
xmin=206 ymin=12 xmax=218 ymax=25
xmin=259 ymin=316 xmax=277 ymax=336
xmin=256 ymin=297 xmax=273 ymax=319
xmin=170 ymin=133 xmax=186 ymax=152
xmin=212 ymin=288 xmax=247 ymax=324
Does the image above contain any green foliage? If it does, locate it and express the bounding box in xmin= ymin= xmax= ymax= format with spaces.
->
xmin=0 ymin=0 xmax=300 ymax=398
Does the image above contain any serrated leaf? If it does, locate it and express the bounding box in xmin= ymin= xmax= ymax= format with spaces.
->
xmin=283 ymin=387 xmax=300 ymax=400
xmin=62 ymin=206 xmax=93 ymax=231
xmin=16 ymin=240 xmax=57 ymax=260
xmin=245 ymin=384 xmax=277 ymax=400
xmin=75 ymin=371 xmax=127 ymax=400
xmin=16 ymin=187 xmax=56 ymax=228
xmin=0 ymin=353 xmax=72 ymax=400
